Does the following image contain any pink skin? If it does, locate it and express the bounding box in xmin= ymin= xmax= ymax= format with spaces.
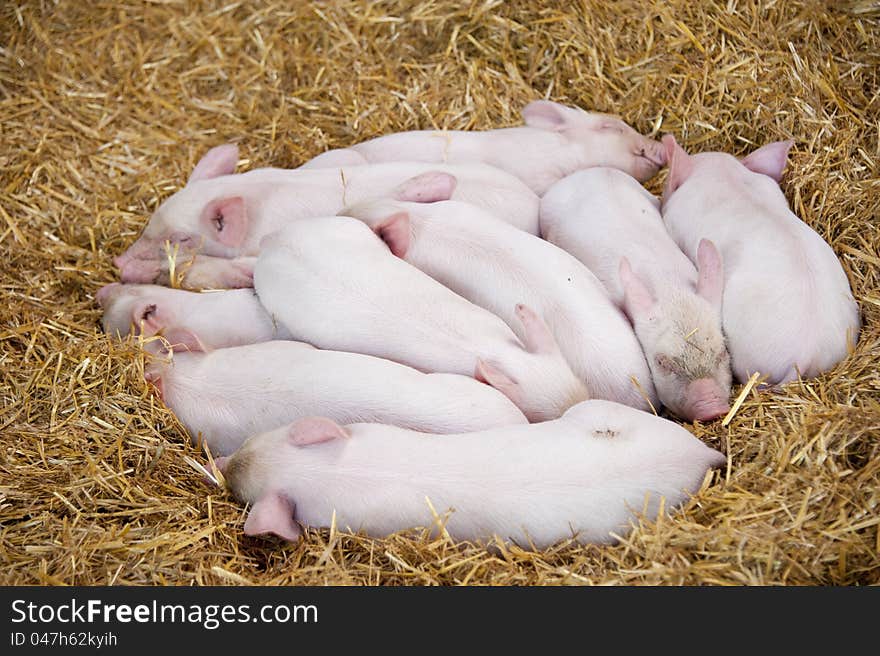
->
xmin=540 ymin=167 xmax=732 ymax=422
xmin=114 ymin=146 xmax=540 ymax=287
xmin=302 ymin=100 xmax=666 ymax=195
xmin=216 ymin=401 xmax=725 ymax=548
xmin=96 ymin=282 xmax=289 ymax=353
xmin=683 ymin=378 xmax=730 ymax=421
xmin=141 ymin=340 xmax=527 ymax=456
xmin=342 ymin=195 xmax=656 ymax=411
xmin=253 ymin=215 xmax=590 ymax=422
xmin=660 ymin=134 xmax=860 ymax=385
xmin=118 ymin=251 xmax=255 ymax=291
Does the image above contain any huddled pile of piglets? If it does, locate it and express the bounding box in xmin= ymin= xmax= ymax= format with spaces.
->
xmin=97 ymin=100 xmax=860 ymax=550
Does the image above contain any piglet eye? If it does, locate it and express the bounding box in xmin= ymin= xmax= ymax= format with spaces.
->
xmin=169 ymin=232 xmax=193 ymax=245
xmin=213 ymin=212 xmax=224 ymax=233
xmin=142 ymin=304 xmax=157 ymax=322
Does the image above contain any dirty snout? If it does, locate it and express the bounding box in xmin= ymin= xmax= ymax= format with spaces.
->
xmin=681 ymin=378 xmax=730 ymax=422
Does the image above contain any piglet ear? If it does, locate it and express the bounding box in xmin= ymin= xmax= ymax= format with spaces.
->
xmin=375 ymin=212 xmax=411 ymax=258
xmin=144 ymin=367 xmax=164 ymax=401
xmin=521 ymin=100 xmax=571 ymax=132
xmin=188 ymin=143 xmax=240 ymax=184
xmin=201 ymin=197 xmax=248 ymax=248
xmin=394 ymin=171 xmax=457 ymax=203
xmin=243 ymin=493 xmax=303 ymax=542
xmin=514 ymin=304 xmax=559 ymax=355
xmin=740 ymin=140 xmax=793 ymax=182
xmin=696 ymin=239 xmax=724 ymax=309
xmin=287 ymin=417 xmax=349 ymax=447
xmin=619 ymin=257 xmax=657 ymax=322
xmin=661 ymin=134 xmax=694 ymax=200
xmin=132 ymin=300 xmax=164 ymax=336
xmin=475 ymin=358 xmax=520 ymax=401
xmin=161 ymin=327 xmax=208 ymax=354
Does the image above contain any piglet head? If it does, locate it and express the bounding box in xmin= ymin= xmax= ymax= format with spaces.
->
xmin=114 ymin=144 xmax=249 ymax=279
xmin=222 ymin=417 xmax=350 ymax=542
xmin=619 ymin=245 xmax=732 ymax=422
xmin=522 ymin=100 xmax=666 ymax=182
xmin=660 ymin=135 xmax=794 ymax=209
xmin=98 ymin=283 xmax=207 ymax=354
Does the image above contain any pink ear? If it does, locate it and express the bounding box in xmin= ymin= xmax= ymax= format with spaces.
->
xmin=696 ymin=239 xmax=724 ymax=309
xmin=619 ymin=257 xmax=656 ymax=322
xmin=375 ymin=212 xmax=411 ymax=258
xmin=514 ymin=304 xmax=559 ymax=355
xmin=740 ymin=140 xmax=793 ymax=182
xmin=474 ymin=358 xmax=520 ymax=402
xmin=287 ymin=416 xmax=349 ymax=447
xmin=201 ymin=197 xmax=248 ymax=248
xmin=132 ymin=300 xmax=164 ymax=336
xmin=521 ymin=100 xmax=570 ymax=131
xmin=161 ymin=327 xmax=208 ymax=353
xmin=394 ymin=172 xmax=457 ymax=203
xmin=661 ymin=134 xmax=694 ymax=199
xmin=243 ymin=493 xmax=303 ymax=542
xmin=188 ymin=144 xmax=240 ymax=184
xmin=144 ymin=367 xmax=164 ymax=401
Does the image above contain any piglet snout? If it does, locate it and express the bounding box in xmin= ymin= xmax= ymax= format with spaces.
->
xmin=683 ymin=378 xmax=730 ymax=422
xmin=641 ymin=138 xmax=667 ymax=167
xmin=119 ymin=258 xmax=161 ymax=284
xmin=95 ymin=282 xmax=123 ymax=308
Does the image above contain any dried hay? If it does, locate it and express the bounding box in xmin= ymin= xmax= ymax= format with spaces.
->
xmin=1 ymin=0 xmax=878 ymax=586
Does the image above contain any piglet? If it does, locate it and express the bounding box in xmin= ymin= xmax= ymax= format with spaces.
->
xmin=343 ymin=193 xmax=656 ymax=411
xmin=145 ymin=340 xmax=527 ymax=456
xmin=253 ymin=216 xmax=590 ymax=422
xmin=660 ymin=135 xmax=860 ymax=385
xmin=115 ymin=146 xmax=540 ymax=287
xmin=540 ymin=167 xmax=732 ymax=421
xmin=216 ymin=400 xmax=725 ymax=548
xmin=96 ymin=282 xmax=290 ymax=352
xmin=301 ymin=100 xmax=666 ymax=194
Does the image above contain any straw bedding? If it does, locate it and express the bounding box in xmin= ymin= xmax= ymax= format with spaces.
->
xmin=1 ymin=0 xmax=878 ymax=585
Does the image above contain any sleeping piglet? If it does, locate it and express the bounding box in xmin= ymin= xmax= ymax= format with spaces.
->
xmin=145 ymin=340 xmax=527 ymax=456
xmin=215 ymin=400 xmax=725 ymax=548
xmin=253 ymin=216 xmax=590 ymax=422
xmin=301 ymin=100 xmax=666 ymax=194
xmin=342 ymin=192 xmax=657 ymax=411
xmin=660 ymin=135 xmax=860 ymax=385
xmin=540 ymin=168 xmax=732 ymax=421
xmin=96 ymin=282 xmax=291 ymax=352
xmin=114 ymin=146 xmax=541 ymax=287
